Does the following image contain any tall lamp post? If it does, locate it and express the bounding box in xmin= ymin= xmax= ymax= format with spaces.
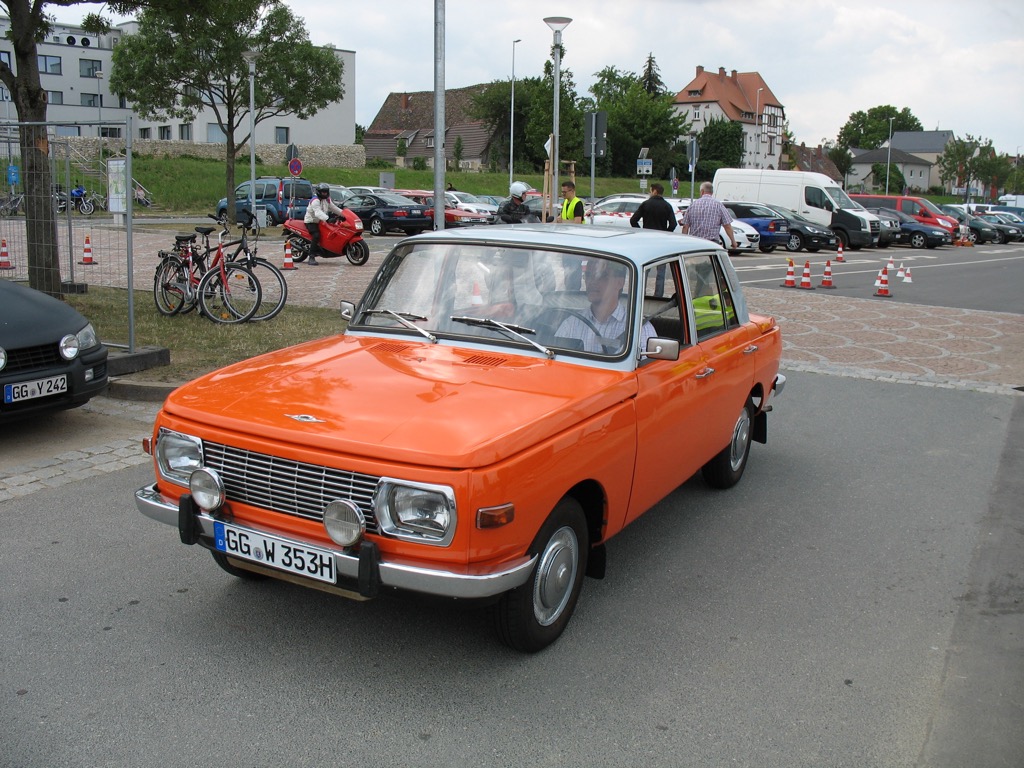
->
xmin=754 ymin=87 xmax=763 ymax=167
xmin=544 ymin=16 xmax=571 ymax=213
xmin=885 ymin=116 xmax=895 ymax=194
xmin=96 ymin=70 xmax=103 ymax=139
xmin=509 ymin=38 xmax=521 ymax=187
xmin=242 ymin=50 xmax=259 ymax=223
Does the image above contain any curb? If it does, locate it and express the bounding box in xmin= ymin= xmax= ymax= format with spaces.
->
xmin=105 ymin=377 xmax=181 ymax=402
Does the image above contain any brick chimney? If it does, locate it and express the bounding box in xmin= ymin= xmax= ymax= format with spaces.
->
xmin=400 ymin=93 xmax=410 ymax=110
xmin=696 ymin=65 xmax=704 ymax=76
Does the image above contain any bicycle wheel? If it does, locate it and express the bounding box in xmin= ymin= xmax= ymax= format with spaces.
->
xmin=197 ymin=264 xmax=262 ymax=324
xmin=245 ymin=258 xmax=289 ymax=321
xmin=153 ymin=256 xmax=189 ymax=316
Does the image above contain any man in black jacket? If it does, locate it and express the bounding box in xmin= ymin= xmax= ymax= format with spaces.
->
xmin=630 ymin=183 xmax=677 ymax=294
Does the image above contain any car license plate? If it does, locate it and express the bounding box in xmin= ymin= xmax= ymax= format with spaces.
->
xmin=214 ymin=521 xmax=337 ymax=584
xmin=3 ymin=374 xmax=68 ymax=403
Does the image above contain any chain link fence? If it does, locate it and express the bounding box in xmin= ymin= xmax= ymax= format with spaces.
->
xmin=1 ymin=119 xmax=138 ymax=350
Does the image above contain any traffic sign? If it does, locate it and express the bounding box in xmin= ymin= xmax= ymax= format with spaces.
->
xmin=288 ymin=157 xmax=303 ymax=177
xmin=636 ymin=158 xmax=653 ymax=176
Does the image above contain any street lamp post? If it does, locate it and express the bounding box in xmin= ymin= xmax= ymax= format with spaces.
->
xmin=754 ymin=87 xmax=763 ymax=167
xmin=885 ymin=116 xmax=895 ymax=195
xmin=509 ymin=38 xmax=521 ymax=188
xmin=96 ymin=70 xmax=103 ymax=139
xmin=544 ymin=16 xmax=571 ymax=214
xmin=242 ymin=51 xmax=259 ymax=223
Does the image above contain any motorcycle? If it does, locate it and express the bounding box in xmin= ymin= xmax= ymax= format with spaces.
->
xmin=281 ymin=209 xmax=370 ymax=266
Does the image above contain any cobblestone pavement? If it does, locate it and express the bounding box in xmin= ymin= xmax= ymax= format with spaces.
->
xmin=3 ymin=230 xmax=1021 ymax=500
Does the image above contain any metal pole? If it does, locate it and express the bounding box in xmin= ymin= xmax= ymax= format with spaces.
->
xmin=96 ymin=71 xmax=103 ymax=138
xmin=432 ymin=0 xmax=446 ymax=232
xmin=510 ymin=39 xmax=520 ymax=187
xmin=544 ymin=17 xmax=571 ymax=215
xmin=885 ymin=117 xmax=894 ymax=195
xmin=243 ymin=51 xmax=259 ymax=221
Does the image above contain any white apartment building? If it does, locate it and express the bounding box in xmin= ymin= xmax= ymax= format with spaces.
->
xmin=0 ymin=17 xmax=356 ymax=147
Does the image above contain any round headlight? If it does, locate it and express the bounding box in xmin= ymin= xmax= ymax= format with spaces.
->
xmin=0 ymin=347 xmax=6 ymax=372
xmin=59 ymin=333 xmax=80 ymax=360
xmin=323 ymin=500 xmax=366 ymax=547
xmin=189 ymin=467 xmax=225 ymax=512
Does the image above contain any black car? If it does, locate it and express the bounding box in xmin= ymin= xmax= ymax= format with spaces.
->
xmin=1 ymin=280 xmax=108 ymax=421
xmin=938 ymin=206 xmax=1000 ymax=245
xmin=867 ymin=208 xmax=951 ymax=249
xmin=756 ymin=203 xmax=838 ymax=253
xmin=344 ymin=193 xmax=432 ymax=236
xmin=977 ymin=214 xmax=1024 ymax=244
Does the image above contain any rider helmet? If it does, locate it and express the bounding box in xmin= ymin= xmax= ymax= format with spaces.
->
xmin=509 ymin=181 xmax=530 ymax=201
xmin=316 ymin=182 xmax=331 ymax=200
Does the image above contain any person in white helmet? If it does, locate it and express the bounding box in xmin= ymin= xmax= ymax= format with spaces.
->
xmin=303 ymin=183 xmax=343 ymax=265
xmin=498 ymin=181 xmax=533 ymax=224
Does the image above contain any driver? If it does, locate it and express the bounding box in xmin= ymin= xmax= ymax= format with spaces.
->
xmin=304 ymin=183 xmax=344 ymax=266
xmin=556 ymin=259 xmax=655 ymax=354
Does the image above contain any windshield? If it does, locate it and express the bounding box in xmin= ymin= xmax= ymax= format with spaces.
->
xmin=918 ymin=198 xmax=949 ymax=217
xmin=824 ymin=185 xmax=861 ymax=211
xmin=354 ymin=242 xmax=640 ymax=358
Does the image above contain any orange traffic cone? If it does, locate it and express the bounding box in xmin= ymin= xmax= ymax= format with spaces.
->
xmin=835 ymin=242 xmax=845 ymax=263
xmin=903 ymin=267 xmax=913 ymax=283
xmin=780 ymin=259 xmax=796 ymax=287
xmin=78 ymin=234 xmax=96 ymax=266
xmin=0 ymin=238 xmax=13 ymax=271
xmin=798 ymin=260 xmax=815 ymax=290
xmin=471 ymin=282 xmax=483 ymax=305
xmin=874 ymin=266 xmax=892 ymax=298
xmin=281 ymin=241 xmax=297 ymax=270
xmin=819 ymin=260 xmax=836 ymax=289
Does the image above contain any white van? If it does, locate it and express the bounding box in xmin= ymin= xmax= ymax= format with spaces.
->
xmin=712 ymin=169 xmax=880 ymax=250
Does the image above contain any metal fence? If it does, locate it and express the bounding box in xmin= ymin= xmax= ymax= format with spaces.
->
xmin=0 ymin=119 xmax=138 ymax=350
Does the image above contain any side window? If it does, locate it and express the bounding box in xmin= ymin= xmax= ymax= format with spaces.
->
xmin=684 ymin=254 xmax=738 ymax=341
xmin=805 ymin=187 xmax=827 ymax=210
xmin=643 ymin=260 xmax=688 ymax=346
xmin=905 ymin=201 xmax=920 ymax=216
xmin=234 ymin=183 xmax=250 ymax=202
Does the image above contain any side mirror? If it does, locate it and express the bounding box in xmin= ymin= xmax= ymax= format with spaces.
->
xmin=340 ymin=301 xmax=356 ymax=323
xmin=643 ymin=337 xmax=680 ymax=361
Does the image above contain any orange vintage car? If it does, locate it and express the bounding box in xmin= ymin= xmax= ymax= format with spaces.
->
xmin=135 ymin=225 xmax=784 ymax=652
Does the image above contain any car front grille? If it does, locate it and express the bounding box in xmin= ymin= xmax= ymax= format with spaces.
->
xmin=203 ymin=441 xmax=381 ymax=533
xmin=4 ymin=343 xmax=63 ymax=374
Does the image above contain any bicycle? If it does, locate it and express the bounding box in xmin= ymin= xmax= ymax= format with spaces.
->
xmin=0 ymin=193 xmax=24 ymax=216
xmin=226 ymin=210 xmax=289 ymax=321
xmin=153 ymin=215 xmax=262 ymax=324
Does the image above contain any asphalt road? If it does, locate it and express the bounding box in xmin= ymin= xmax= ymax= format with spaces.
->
xmin=2 ymin=375 xmax=1021 ymax=767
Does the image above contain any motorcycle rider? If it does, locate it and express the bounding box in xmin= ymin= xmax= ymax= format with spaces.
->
xmin=303 ymin=182 xmax=344 ymax=265
xmin=498 ymin=181 xmax=533 ymax=224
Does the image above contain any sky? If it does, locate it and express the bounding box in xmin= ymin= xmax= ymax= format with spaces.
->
xmin=52 ymin=0 xmax=1024 ymax=155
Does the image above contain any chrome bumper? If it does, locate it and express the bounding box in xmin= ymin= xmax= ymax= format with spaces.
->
xmin=135 ymin=484 xmax=535 ymax=600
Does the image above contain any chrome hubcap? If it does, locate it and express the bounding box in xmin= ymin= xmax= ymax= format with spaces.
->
xmin=730 ymin=409 xmax=751 ymax=471
xmin=533 ymin=526 xmax=578 ymax=626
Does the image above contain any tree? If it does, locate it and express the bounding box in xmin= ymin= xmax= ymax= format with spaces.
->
xmin=110 ymin=0 xmax=343 ymax=222
xmin=937 ymin=134 xmax=1001 ymax=202
xmin=836 ymin=105 xmax=923 ymax=150
xmin=0 ymin=0 xmax=224 ymax=295
xmin=453 ymin=136 xmax=464 ymax=169
xmin=870 ymin=162 xmax=906 ymax=194
xmin=640 ymin=53 xmax=665 ymax=96
xmin=696 ymin=117 xmax=744 ymax=178
xmin=827 ymin=145 xmax=853 ymax=184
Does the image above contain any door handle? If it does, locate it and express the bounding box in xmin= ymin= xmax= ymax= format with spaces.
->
xmin=743 ymin=345 xmax=758 ymax=354
xmin=695 ymin=367 xmax=715 ymax=379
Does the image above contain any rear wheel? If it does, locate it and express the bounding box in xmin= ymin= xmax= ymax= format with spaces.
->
xmin=245 ymin=258 xmax=288 ymax=321
xmin=153 ymin=256 xmax=188 ymax=316
xmin=493 ymin=497 xmax=588 ymax=653
xmin=702 ymin=401 xmax=754 ymax=489
xmin=287 ymin=234 xmax=310 ymax=263
xmin=369 ymin=217 xmax=385 ymax=236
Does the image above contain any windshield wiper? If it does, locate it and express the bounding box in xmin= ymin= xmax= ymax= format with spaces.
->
xmin=362 ymin=309 xmax=436 ymax=343
xmin=450 ymin=315 xmax=553 ymax=358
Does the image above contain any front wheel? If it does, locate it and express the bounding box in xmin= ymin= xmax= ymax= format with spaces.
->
xmin=785 ymin=233 xmax=804 ymax=252
xmin=993 ymin=230 xmax=1006 ymax=245
xmin=910 ymin=232 xmax=927 ymax=249
xmin=79 ymin=199 xmax=95 ymax=215
xmin=345 ymin=239 xmax=370 ymax=265
xmin=759 ymin=243 xmax=776 ymax=253
xmin=701 ymin=401 xmax=753 ymax=489
xmin=197 ymin=264 xmax=262 ymax=324
xmin=493 ymin=498 xmax=588 ymax=653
